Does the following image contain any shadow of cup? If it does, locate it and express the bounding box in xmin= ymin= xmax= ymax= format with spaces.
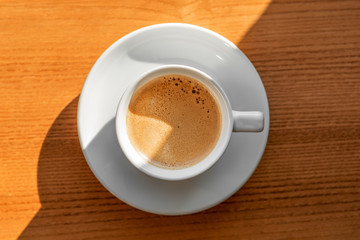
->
xmin=18 ymin=96 xmax=236 ymax=239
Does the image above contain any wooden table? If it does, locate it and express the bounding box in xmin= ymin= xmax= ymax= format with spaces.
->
xmin=1 ymin=0 xmax=359 ymax=239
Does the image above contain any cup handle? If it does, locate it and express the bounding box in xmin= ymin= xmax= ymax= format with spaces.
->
xmin=232 ymin=111 xmax=264 ymax=132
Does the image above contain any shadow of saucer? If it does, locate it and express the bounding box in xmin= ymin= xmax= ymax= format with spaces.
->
xmin=18 ymin=97 xmax=147 ymax=239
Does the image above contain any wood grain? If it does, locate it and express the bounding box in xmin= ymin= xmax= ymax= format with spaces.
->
xmin=1 ymin=0 xmax=359 ymax=239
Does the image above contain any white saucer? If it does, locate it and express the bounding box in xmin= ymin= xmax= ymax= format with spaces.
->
xmin=78 ymin=23 xmax=269 ymax=215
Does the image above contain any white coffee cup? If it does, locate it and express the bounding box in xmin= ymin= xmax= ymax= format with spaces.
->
xmin=115 ymin=65 xmax=264 ymax=181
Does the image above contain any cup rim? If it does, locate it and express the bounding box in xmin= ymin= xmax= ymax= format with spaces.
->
xmin=115 ymin=64 xmax=233 ymax=181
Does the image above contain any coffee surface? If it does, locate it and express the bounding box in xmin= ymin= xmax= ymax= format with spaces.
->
xmin=126 ymin=74 xmax=221 ymax=169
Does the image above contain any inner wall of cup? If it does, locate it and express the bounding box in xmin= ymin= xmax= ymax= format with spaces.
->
xmin=122 ymin=65 xmax=232 ymax=179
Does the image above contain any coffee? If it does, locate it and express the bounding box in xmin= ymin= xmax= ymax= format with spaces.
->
xmin=126 ymin=74 xmax=222 ymax=169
